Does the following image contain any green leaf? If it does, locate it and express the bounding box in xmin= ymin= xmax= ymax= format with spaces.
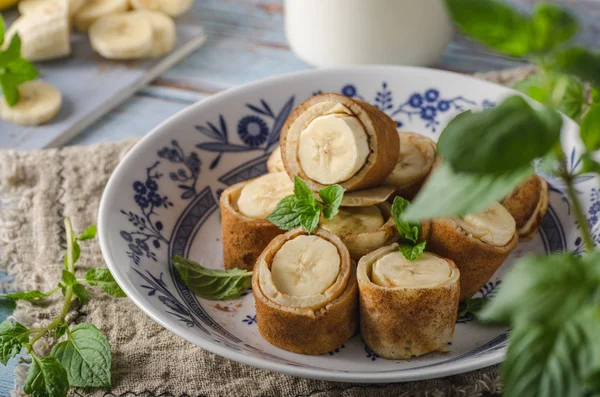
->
xmin=458 ymin=297 xmax=489 ymax=319
xmin=513 ymin=73 xmax=584 ymax=119
xmin=530 ymin=3 xmax=578 ymax=53
xmin=399 ymin=241 xmax=427 ymax=261
xmin=592 ymin=87 xmax=600 ymax=104
xmin=266 ymin=195 xmax=301 ymax=231
xmin=63 ymin=240 xmax=80 ymax=268
xmin=72 ymin=284 xmax=88 ymax=305
xmin=77 ymin=225 xmax=97 ymax=241
xmin=299 ymin=210 xmax=320 ymax=234
xmin=0 ymin=290 xmax=54 ymax=300
xmin=54 ymin=323 xmax=67 ymax=339
xmin=444 ymin=0 xmax=532 ymax=57
xmin=293 ymin=176 xmax=313 ymax=202
xmin=319 ymin=184 xmax=345 ymax=219
xmin=5 ymin=58 xmax=38 ymax=84
xmin=0 ymin=78 xmax=19 ymax=107
xmin=51 ymin=323 xmax=112 ymax=388
xmin=581 ymin=153 xmax=600 ymax=175
xmin=0 ymin=320 xmax=29 ymax=365
xmin=391 ymin=197 xmax=419 ymax=242
xmin=0 ymin=34 xmax=21 ymax=65
xmin=580 ymin=106 xmax=600 ymax=151
xmin=172 ymin=255 xmax=252 ymax=300
xmin=404 ymin=162 xmax=533 ymax=222
xmin=0 ymin=15 xmax=4 ymax=47
xmin=552 ymin=47 xmax=600 ymax=88
xmin=479 ymin=253 xmax=600 ymax=327
xmin=501 ymin=307 xmax=600 ymax=397
xmin=61 ymin=270 xmax=76 ymax=286
xmin=0 ymin=298 xmax=16 ymax=318
xmin=24 ymin=355 xmax=69 ymax=397
xmin=437 ymin=96 xmax=562 ymax=174
xmin=84 ymin=268 xmax=126 ymax=298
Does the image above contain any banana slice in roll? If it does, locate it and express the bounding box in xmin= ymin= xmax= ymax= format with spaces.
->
xmin=502 ymin=175 xmax=549 ymax=241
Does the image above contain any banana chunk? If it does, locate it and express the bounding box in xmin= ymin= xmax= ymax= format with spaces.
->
xmin=298 ymin=114 xmax=370 ymax=184
xmin=131 ymin=0 xmax=193 ymax=17
xmin=453 ymin=202 xmax=516 ymax=246
xmin=266 ymin=146 xmax=285 ymax=173
xmin=236 ymin=171 xmax=293 ymax=219
xmin=89 ymin=13 xmax=153 ymax=60
xmin=133 ymin=10 xmax=176 ymax=57
xmin=371 ymin=251 xmax=452 ymax=288
xmin=321 ymin=206 xmax=384 ymax=237
xmin=385 ymin=132 xmax=436 ymax=187
xmin=74 ymin=0 xmax=129 ymax=32
xmin=0 ymin=80 xmax=62 ymax=126
xmin=18 ymin=0 xmax=66 ymax=15
xmin=271 ymin=235 xmax=340 ymax=297
xmin=5 ymin=12 xmax=70 ymax=62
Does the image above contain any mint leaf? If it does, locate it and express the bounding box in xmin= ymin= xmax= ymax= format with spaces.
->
xmin=0 ymin=34 xmax=21 ymax=65
xmin=51 ymin=323 xmax=112 ymax=388
xmin=1 ymin=290 xmax=54 ymax=300
xmin=24 ymin=355 xmax=69 ymax=397
xmin=437 ymin=96 xmax=562 ymax=174
xmin=299 ymin=211 xmax=320 ymax=234
xmin=77 ymin=225 xmax=97 ymax=241
xmin=399 ymin=241 xmax=426 ymax=261
xmin=72 ymin=284 xmax=88 ymax=305
xmin=391 ymin=197 xmax=419 ymax=242
xmin=581 ymin=153 xmax=600 ymax=175
xmin=85 ymin=268 xmax=126 ymax=298
xmin=267 ymin=195 xmax=301 ymax=230
xmin=5 ymin=58 xmax=38 ymax=84
xmin=61 ymin=270 xmax=76 ymax=286
xmin=592 ymin=87 xmax=600 ymax=104
xmin=0 ymin=79 xmax=19 ymax=107
xmin=514 ymin=73 xmax=584 ymax=119
xmin=530 ymin=4 xmax=578 ymax=53
xmin=293 ymin=176 xmax=313 ymax=202
xmin=54 ymin=323 xmax=67 ymax=339
xmin=552 ymin=47 xmax=600 ymax=87
xmin=172 ymin=255 xmax=252 ymax=300
xmin=319 ymin=184 xmax=345 ymax=219
xmin=444 ymin=0 xmax=532 ymax=57
xmin=501 ymin=308 xmax=600 ymax=397
xmin=479 ymin=253 xmax=600 ymax=327
xmin=458 ymin=297 xmax=489 ymax=319
xmin=0 ymin=15 xmax=5 ymax=47
xmin=0 ymin=320 xmax=29 ymax=365
xmin=404 ymin=163 xmax=533 ymax=222
xmin=580 ymin=106 xmax=600 ymax=151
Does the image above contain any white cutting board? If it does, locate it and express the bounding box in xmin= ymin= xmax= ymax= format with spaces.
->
xmin=0 ymin=7 xmax=206 ymax=150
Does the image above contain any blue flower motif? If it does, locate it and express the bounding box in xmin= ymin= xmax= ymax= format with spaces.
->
xmin=120 ymin=231 xmax=133 ymax=242
xmin=237 ymin=115 xmax=269 ymax=148
xmin=134 ymin=194 xmax=150 ymax=209
xmin=437 ymin=100 xmax=450 ymax=112
xmin=128 ymin=243 xmax=143 ymax=256
xmin=425 ymin=89 xmax=439 ymax=102
xmin=342 ymin=84 xmax=357 ymax=97
xmin=148 ymin=192 xmax=163 ymax=207
xmin=420 ymin=106 xmax=437 ymax=121
xmin=135 ymin=238 xmax=149 ymax=252
xmin=408 ymin=93 xmax=423 ymax=108
xmin=133 ymin=181 xmax=146 ymax=194
xmin=145 ymin=179 xmax=158 ymax=192
xmin=242 ymin=315 xmax=256 ymax=325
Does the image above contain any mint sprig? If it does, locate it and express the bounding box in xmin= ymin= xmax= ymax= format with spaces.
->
xmin=267 ymin=176 xmax=345 ymax=234
xmin=391 ymin=197 xmax=426 ymax=261
xmin=0 ymin=15 xmax=39 ymax=107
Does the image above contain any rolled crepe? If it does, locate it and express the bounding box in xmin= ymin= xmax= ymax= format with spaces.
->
xmin=253 ymin=228 xmax=358 ymax=355
xmin=220 ymin=172 xmax=293 ymax=270
xmin=502 ymin=175 xmax=549 ymax=240
xmin=320 ymin=202 xmax=399 ymax=260
xmin=424 ymin=202 xmax=518 ymax=300
xmin=384 ymin=132 xmax=441 ymax=200
xmin=281 ymin=93 xmax=399 ymax=192
xmin=357 ymin=243 xmax=460 ymax=359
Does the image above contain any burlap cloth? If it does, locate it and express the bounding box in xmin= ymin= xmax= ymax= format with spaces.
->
xmin=0 ymin=67 xmax=534 ymax=397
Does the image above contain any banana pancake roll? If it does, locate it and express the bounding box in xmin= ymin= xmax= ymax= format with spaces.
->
xmin=502 ymin=175 xmax=549 ymax=240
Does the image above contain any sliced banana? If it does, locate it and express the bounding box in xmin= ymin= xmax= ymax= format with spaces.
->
xmin=73 ymin=0 xmax=129 ymax=32
xmin=267 ymin=146 xmax=285 ymax=173
xmin=133 ymin=10 xmax=176 ymax=57
xmin=371 ymin=251 xmax=452 ymax=288
xmin=0 ymin=80 xmax=62 ymax=126
xmin=297 ymin=113 xmax=370 ymax=185
xmin=320 ymin=206 xmax=384 ymax=237
xmin=131 ymin=0 xmax=193 ymax=17
xmin=4 ymin=12 xmax=71 ymax=61
xmin=18 ymin=0 xmax=67 ymax=15
xmin=89 ymin=12 xmax=154 ymax=60
xmin=236 ymin=172 xmax=294 ymax=219
xmin=270 ymin=235 xmax=340 ymax=297
xmin=453 ymin=202 xmax=516 ymax=246
xmin=385 ymin=132 xmax=436 ymax=187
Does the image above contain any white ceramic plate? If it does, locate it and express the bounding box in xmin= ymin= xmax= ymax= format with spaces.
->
xmin=98 ymin=66 xmax=585 ymax=383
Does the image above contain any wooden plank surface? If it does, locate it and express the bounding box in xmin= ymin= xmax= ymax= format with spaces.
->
xmin=1 ymin=0 xmax=600 ymax=394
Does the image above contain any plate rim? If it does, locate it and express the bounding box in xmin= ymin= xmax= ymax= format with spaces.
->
xmin=98 ymin=65 xmax=533 ymax=382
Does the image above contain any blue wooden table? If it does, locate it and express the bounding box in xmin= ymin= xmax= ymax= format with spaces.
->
xmin=1 ymin=0 xmax=599 ymax=394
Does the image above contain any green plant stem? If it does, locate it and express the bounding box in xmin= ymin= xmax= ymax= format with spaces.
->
xmin=27 ymin=218 xmax=77 ymax=353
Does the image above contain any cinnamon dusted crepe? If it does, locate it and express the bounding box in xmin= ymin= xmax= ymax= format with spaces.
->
xmin=502 ymin=175 xmax=549 ymax=240
xmin=253 ymin=228 xmax=358 ymax=355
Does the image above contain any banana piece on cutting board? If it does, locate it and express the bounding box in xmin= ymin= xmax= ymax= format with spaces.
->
xmin=0 ymin=80 xmax=62 ymax=126
xmin=131 ymin=10 xmax=177 ymax=57
xmin=131 ymin=0 xmax=193 ymax=17
xmin=4 ymin=4 xmax=71 ymax=62
xmin=19 ymin=0 xmax=85 ymax=17
xmin=89 ymin=12 xmax=154 ymax=60
xmin=73 ymin=0 xmax=129 ymax=32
